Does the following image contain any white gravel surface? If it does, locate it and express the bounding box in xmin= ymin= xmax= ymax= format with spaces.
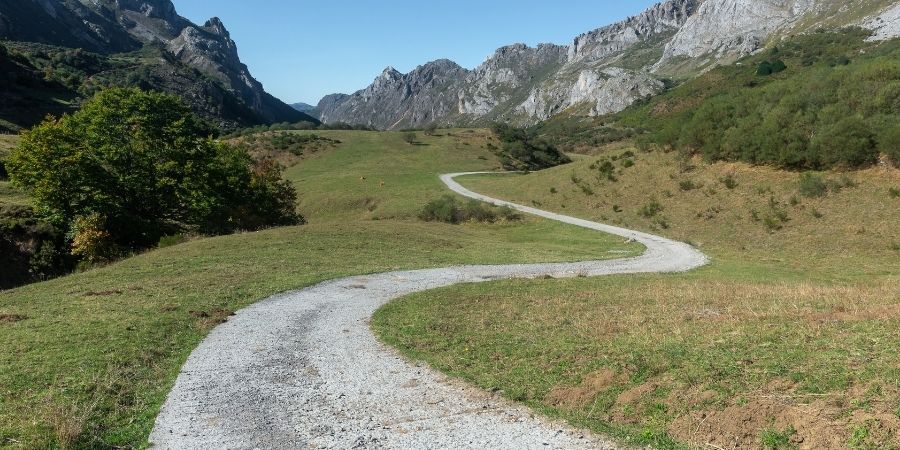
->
xmin=149 ymin=172 xmax=708 ymax=449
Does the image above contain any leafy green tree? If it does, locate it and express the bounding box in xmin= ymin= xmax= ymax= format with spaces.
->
xmin=8 ymin=88 xmax=302 ymax=258
xmin=490 ymin=123 xmax=570 ymax=171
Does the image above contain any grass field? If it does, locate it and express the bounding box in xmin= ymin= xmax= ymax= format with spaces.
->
xmin=0 ymin=130 xmax=639 ymax=448
xmin=375 ymin=145 xmax=900 ymax=449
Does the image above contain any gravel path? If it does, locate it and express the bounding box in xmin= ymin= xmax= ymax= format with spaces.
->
xmin=149 ymin=172 xmax=708 ymax=449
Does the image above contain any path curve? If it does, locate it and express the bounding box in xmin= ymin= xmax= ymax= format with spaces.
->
xmin=149 ymin=172 xmax=708 ymax=449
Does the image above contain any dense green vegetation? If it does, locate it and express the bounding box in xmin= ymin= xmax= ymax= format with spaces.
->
xmin=536 ymin=31 xmax=899 ymax=170
xmin=620 ymin=29 xmax=899 ymax=169
xmin=489 ymin=123 xmax=571 ymax=170
xmin=418 ymin=195 xmax=520 ymax=224
xmin=7 ymin=88 xmax=301 ymax=266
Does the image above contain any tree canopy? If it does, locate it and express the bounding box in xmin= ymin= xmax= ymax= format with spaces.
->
xmin=8 ymin=88 xmax=302 ymax=261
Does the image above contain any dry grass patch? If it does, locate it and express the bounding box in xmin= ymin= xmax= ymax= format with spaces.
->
xmin=376 ymin=275 xmax=900 ymax=449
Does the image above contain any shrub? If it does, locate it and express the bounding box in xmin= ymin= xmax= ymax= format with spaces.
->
xmin=419 ymin=196 xmax=520 ymax=224
xmin=490 ymin=123 xmax=570 ymax=171
xmin=70 ymin=213 xmax=117 ymax=265
xmin=889 ymin=187 xmax=900 ymax=198
xmin=679 ymin=180 xmax=699 ymax=191
xmin=402 ymin=132 xmax=417 ymax=144
xmin=7 ymin=88 xmax=303 ymax=257
xmin=721 ymin=174 xmax=738 ymax=189
xmin=423 ymin=123 xmax=438 ymax=136
xmin=812 ymin=117 xmax=878 ymax=168
xmin=798 ymin=173 xmax=828 ymax=198
xmin=594 ymin=160 xmax=617 ymax=181
xmin=640 ymin=199 xmax=664 ymax=218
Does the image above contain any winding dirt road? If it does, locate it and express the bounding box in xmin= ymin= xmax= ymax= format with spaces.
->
xmin=149 ymin=173 xmax=708 ymax=449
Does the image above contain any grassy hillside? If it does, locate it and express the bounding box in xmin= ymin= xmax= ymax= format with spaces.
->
xmin=0 ymin=130 xmax=638 ymax=448
xmin=540 ymin=31 xmax=900 ymax=170
xmin=375 ymin=144 xmax=900 ymax=449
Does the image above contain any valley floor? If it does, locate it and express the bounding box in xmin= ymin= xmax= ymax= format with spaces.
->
xmin=2 ymin=131 xmax=898 ymax=449
xmin=376 ymin=145 xmax=900 ymax=449
xmin=0 ymin=130 xmax=634 ymax=448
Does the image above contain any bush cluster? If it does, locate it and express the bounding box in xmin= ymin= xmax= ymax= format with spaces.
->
xmin=490 ymin=123 xmax=571 ymax=171
xmin=242 ymin=132 xmax=340 ymax=157
xmin=418 ymin=196 xmax=521 ymax=224
xmin=8 ymin=88 xmax=304 ymax=263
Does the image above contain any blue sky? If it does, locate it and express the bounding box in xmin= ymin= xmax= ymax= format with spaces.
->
xmin=172 ymin=1 xmax=659 ymax=105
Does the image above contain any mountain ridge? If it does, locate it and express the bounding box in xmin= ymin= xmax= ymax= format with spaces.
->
xmin=315 ymin=0 xmax=899 ymax=130
xmin=0 ymin=0 xmax=314 ymax=129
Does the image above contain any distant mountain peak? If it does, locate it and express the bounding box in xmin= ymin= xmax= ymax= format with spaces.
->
xmin=203 ymin=17 xmax=229 ymax=38
xmin=115 ymin=0 xmax=179 ymax=21
xmin=381 ymin=66 xmax=401 ymax=77
xmin=315 ymin=0 xmax=900 ymax=129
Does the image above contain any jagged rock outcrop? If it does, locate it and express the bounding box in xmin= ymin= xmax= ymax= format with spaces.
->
xmin=317 ymin=60 xmax=469 ymax=129
xmin=112 ymin=0 xmax=192 ymax=42
xmin=861 ymin=2 xmax=900 ymax=41
xmin=317 ymin=0 xmax=899 ymax=130
xmin=519 ymin=68 xmax=664 ymax=120
xmin=655 ymin=0 xmax=817 ymax=69
xmin=0 ymin=0 xmax=141 ymax=53
xmin=568 ymin=0 xmax=696 ymax=63
xmin=165 ymin=17 xmax=302 ymax=123
xmin=457 ymin=43 xmax=567 ymax=118
xmin=0 ymin=0 xmax=312 ymax=127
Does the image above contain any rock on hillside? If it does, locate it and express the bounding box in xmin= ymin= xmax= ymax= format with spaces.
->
xmin=316 ymin=0 xmax=900 ymax=129
xmin=0 ymin=0 xmax=140 ymax=53
xmin=167 ymin=17 xmax=304 ymax=123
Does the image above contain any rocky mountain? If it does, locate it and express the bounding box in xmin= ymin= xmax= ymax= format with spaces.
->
xmin=0 ymin=0 xmax=314 ymax=129
xmin=316 ymin=60 xmax=469 ymax=127
xmin=316 ymin=0 xmax=900 ymax=129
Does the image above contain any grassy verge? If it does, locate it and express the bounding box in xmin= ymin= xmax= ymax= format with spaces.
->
xmin=0 ymin=130 xmax=636 ymax=448
xmin=374 ymin=144 xmax=900 ymax=449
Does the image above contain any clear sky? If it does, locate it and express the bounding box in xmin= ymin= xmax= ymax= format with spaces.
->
xmin=172 ymin=1 xmax=660 ymax=105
